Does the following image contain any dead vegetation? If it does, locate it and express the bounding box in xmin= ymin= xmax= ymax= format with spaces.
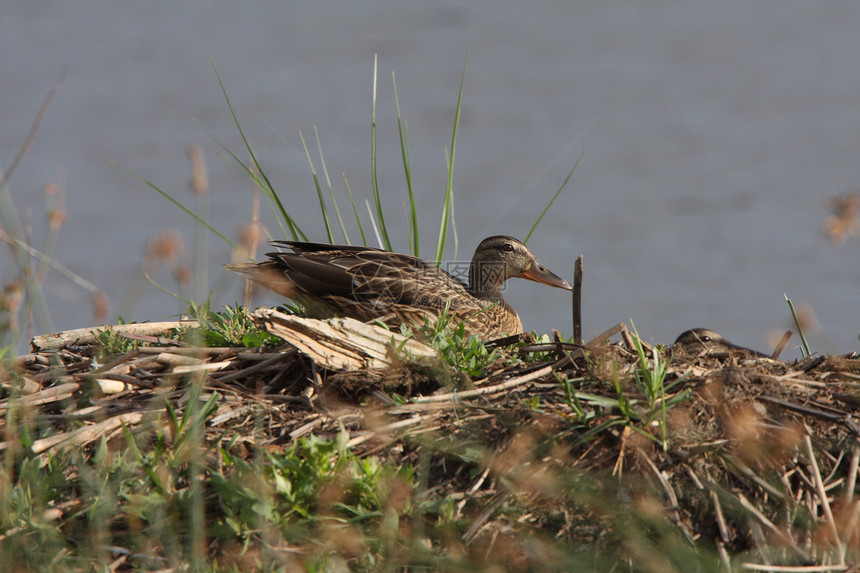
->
xmin=2 ymin=310 xmax=860 ymax=571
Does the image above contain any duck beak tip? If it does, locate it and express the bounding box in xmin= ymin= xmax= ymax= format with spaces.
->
xmin=520 ymin=265 xmax=573 ymax=291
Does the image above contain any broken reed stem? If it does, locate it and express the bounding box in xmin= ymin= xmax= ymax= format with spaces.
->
xmin=411 ymin=364 xmax=553 ymax=404
xmin=737 ymin=493 xmax=812 ymax=562
xmin=804 ymin=434 xmax=845 ymax=564
xmin=740 ymin=564 xmax=850 ymax=572
xmin=772 ymin=330 xmax=793 ymax=360
xmin=709 ymin=490 xmax=733 ymax=572
xmin=710 ymin=490 xmax=731 ymax=545
xmin=844 ymin=446 xmax=860 ymax=507
xmin=572 ymin=255 xmax=583 ymax=345
xmin=345 ymin=415 xmax=430 ymax=448
xmin=30 ymin=320 xmax=199 ymax=352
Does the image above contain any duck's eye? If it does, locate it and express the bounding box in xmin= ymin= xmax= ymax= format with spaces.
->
xmin=502 ymin=243 xmax=514 ymax=252
xmin=701 ymin=336 xmax=711 ymax=342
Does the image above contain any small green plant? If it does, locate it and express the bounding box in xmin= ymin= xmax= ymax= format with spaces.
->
xmin=182 ymin=300 xmax=279 ymax=347
xmin=628 ymin=323 xmax=689 ymax=451
xmin=209 ymin=432 xmax=427 ymax=569
xmin=411 ymin=302 xmax=502 ymax=378
xmin=515 ymin=332 xmax=579 ymax=364
xmin=91 ymin=319 xmax=144 ymax=359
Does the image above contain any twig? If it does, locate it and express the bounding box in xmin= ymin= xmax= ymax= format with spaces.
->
xmin=716 ymin=542 xmax=732 ymax=573
xmin=638 ymin=449 xmax=694 ymax=541
xmin=411 ymin=365 xmax=553 ymax=404
xmin=213 ymin=353 xmax=293 ymax=383
xmin=771 ymin=330 xmax=792 ymax=360
xmin=345 ymin=415 xmax=430 ymax=448
xmin=740 ymin=564 xmax=848 ymax=572
xmin=209 ymin=405 xmax=256 ymax=427
xmin=30 ymin=321 xmax=198 ymax=352
xmin=843 ymin=446 xmax=859 ymax=507
xmin=30 ymin=412 xmax=143 ymax=454
xmin=710 ymin=490 xmax=731 ymax=545
xmin=756 ymin=396 xmax=843 ymax=422
xmin=722 ymin=454 xmax=787 ymax=500
xmin=0 ymin=382 xmax=79 ymax=415
xmin=587 ymin=323 xmax=624 ymax=349
xmin=804 ymin=434 xmax=845 ymax=564
xmin=0 ymin=229 xmax=104 ymax=298
xmin=572 ymin=255 xmax=583 ymax=345
xmin=839 ymin=500 xmax=860 ymax=552
xmin=289 ymin=418 xmax=323 ymax=440
xmin=117 ymin=332 xmax=185 ymax=346
xmin=737 ymin=493 xmax=812 ymax=561
xmin=172 ymin=361 xmax=234 ymax=375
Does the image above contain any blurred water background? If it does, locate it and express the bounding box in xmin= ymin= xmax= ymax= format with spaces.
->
xmin=2 ymin=1 xmax=858 ymax=357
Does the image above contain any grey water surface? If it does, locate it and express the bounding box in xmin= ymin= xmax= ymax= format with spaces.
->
xmin=2 ymin=1 xmax=858 ymax=357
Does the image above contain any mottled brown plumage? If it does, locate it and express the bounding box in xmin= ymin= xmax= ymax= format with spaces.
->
xmin=674 ymin=328 xmax=768 ymax=357
xmin=227 ymin=236 xmax=572 ymax=339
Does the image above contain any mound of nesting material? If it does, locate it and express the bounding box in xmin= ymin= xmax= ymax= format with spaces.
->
xmin=3 ymin=313 xmax=859 ymax=569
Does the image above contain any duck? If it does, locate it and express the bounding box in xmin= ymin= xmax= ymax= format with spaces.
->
xmin=226 ymin=235 xmax=572 ymax=340
xmin=673 ymin=328 xmax=768 ymax=357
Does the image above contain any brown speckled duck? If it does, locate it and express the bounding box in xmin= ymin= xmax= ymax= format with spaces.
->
xmin=674 ymin=328 xmax=768 ymax=357
xmin=227 ymin=235 xmax=572 ymax=339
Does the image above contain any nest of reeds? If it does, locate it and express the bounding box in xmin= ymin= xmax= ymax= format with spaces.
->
xmin=2 ymin=309 xmax=859 ymax=570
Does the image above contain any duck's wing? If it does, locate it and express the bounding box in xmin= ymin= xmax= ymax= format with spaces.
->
xmin=264 ymin=244 xmax=476 ymax=321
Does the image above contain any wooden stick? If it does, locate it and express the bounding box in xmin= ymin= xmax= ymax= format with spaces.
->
xmin=0 ymin=382 xmax=79 ymax=414
xmin=586 ymin=323 xmax=624 ymax=349
xmin=572 ymin=255 xmax=583 ymax=345
xmin=804 ymin=434 xmax=845 ymax=564
xmin=772 ymin=330 xmax=793 ymax=360
xmin=411 ymin=365 xmax=553 ymax=404
xmin=30 ymin=412 xmax=144 ymax=454
xmin=736 ymin=493 xmax=812 ymax=561
xmin=30 ymin=321 xmax=198 ymax=352
xmin=740 ymin=564 xmax=849 ymax=572
xmin=844 ymin=447 xmax=860 ymax=507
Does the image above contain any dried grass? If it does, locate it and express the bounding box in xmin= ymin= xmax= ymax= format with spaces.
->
xmin=2 ymin=315 xmax=859 ymax=569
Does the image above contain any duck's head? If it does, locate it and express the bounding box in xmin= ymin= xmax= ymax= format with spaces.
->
xmin=674 ymin=328 xmax=731 ymax=354
xmin=674 ymin=328 xmax=768 ymax=357
xmin=468 ymin=235 xmax=572 ymax=297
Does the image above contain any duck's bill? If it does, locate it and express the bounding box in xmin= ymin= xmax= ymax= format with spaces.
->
xmin=520 ymin=262 xmax=573 ymax=290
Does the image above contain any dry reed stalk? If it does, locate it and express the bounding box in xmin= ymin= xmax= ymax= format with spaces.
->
xmin=30 ymin=320 xmax=198 ymax=352
xmin=804 ymin=434 xmax=845 ymax=565
xmin=411 ymin=365 xmax=553 ymax=404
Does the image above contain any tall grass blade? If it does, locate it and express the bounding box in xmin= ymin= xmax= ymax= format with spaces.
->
xmin=209 ymin=59 xmax=306 ymax=241
xmin=3 ymin=72 xmax=63 ymax=184
xmin=0 ymin=180 xmax=54 ymax=337
xmin=144 ymin=272 xmax=193 ymax=307
xmin=785 ymin=293 xmax=812 ymax=357
xmin=116 ymin=163 xmax=236 ymax=249
xmin=343 ymin=174 xmax=367 ymax=246
xmin=524 ymin=150 xmax=584 ymax=244
xmin=370 ymin=55 xmax=392 ymax=251
xmin=435 ymin=44 xmax=470 ymax=265
xmin=0 ymin=230 xmax=103 ymax=299
xmin=0 ymin=75 xmax=66 ymax=338
xmin=196 ymin=122 xmax=306 ymax=242
xmin=444 ymin=147 xmax=459 ymax=262
xmin=315 ymin=127 xmax=350 ymax=244
xmin=189 ymin=145 xmax=210 ymax=302
xmin=393 ymin=72 xmax=419 ymax=256
xmin=365 ymin=199 xmax=384 ymax=249
xmin=37 ymin=185 xmax=63 ymax=285
xmin=299 ymin=130 xmax=334 ymax=243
